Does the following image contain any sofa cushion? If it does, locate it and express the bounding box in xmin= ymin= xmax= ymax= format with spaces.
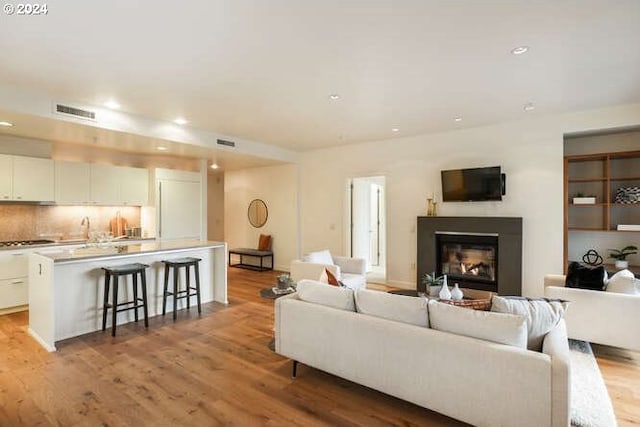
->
xmin=296 ymin=279 xmax=355 ymax=311
xmin=491 ymin=296 xmax=568 ymax=351
xmin=341 ymin=273 xmax=367 ymax=290
xmin=428 ymin=300 xmax=527 ymax=349
xmin=566 ymin=262 xmax=607 ymax=291
xmin=606 ymin=269 xmax=639 ymax=295
xmin=355 ymin=289 xmax=429 ymax=327
xmin=303 ymin=249 xmax=334 ymax=265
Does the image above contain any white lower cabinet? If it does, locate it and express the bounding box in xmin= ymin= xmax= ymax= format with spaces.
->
xmin=0 ymin=252 xmax=29 ymax=310
xmin=0 ymin=277 xmax=28 ymax=309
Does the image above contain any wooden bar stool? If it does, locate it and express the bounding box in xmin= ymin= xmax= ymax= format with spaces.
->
xmin=101 ymin=263 xmax=150 ymax=337
xmin=161 ymin=257 xmax=202 ymax=320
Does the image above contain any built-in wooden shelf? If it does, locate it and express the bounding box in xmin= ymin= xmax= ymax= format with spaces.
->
xmin=568 ymin=228 xmax=640 ymax=232
xmin=568 ymin=227 xmax=606 ymax=231
xmin=568 ymin=177 xmax=606 ymax=183
xmin=610 ymin=176 xmax=640 ymax=181
xmin=564 ymin=149 xmax=640 ymax=270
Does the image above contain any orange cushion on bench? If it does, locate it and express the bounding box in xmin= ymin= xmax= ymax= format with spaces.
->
xmin=258 ymin=234 xmax=272 ymax=251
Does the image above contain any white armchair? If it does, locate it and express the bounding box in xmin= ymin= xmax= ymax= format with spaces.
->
xmin=290 ymin=249 xmax=366 ymax=290
xmin=544 ymin=274 xmax=640 ymax=351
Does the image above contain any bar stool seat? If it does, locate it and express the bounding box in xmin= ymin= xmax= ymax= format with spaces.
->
xmin=162 ymin=257 xmax=202 ymax=320
xmin=101 ymin=263 xmax=150 ymax=337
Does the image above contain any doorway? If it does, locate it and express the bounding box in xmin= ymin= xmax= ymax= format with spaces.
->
xmin=347 ymin=176 xmax=386 ymax=283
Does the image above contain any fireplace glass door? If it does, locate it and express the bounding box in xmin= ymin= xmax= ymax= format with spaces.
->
xmin=436 ymin=233 xmax=498 ymax=289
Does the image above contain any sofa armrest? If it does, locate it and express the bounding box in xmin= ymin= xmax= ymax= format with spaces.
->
xmin=542 ymin=319 xmax=571 ymax=427
xmin=546 ymin=284 xmax=640 ymax=350
xmin=544 ymin=274 xmax=566 ymax=288
xmin=290 ymin=260 xmax=340 ymax=283
xmin=333 ymin=256 xmax=366 ymax=275
xmin=274 ymin=293 xmax=299 ymax=353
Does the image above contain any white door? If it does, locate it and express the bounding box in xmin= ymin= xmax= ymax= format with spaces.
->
xmin=351 ymin=179 xmax=372 ymax=268
xmin=348 ymin=176 xmax=386 ymax=282
xmin=159 ymin=180 xmax=201 ymax=240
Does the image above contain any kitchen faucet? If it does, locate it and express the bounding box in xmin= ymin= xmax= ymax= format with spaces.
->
xmin=80 ymin=216 xmax=90 ymax=239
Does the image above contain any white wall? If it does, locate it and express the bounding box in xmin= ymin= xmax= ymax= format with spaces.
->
xmin=207 ymin=172 xmax=225 ymax=241
xmin=299 ymin=103 xmax=640 ymax=296
xmin=224 ymin=164 xmax=299 ymax=271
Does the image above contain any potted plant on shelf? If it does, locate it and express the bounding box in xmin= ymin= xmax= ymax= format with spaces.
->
xmin=573 ymin=192 xmax=596 ymax=205
xmin=422 ymin=271 xmax=445 ymax=297
xmin=608 ymin=245 xmax=638 ymax=269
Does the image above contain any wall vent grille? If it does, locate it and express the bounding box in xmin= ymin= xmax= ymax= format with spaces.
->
xmin=217 ymin=139 xmax=235 ymax=147
xmin=54 ymin=103 xmax=96 ymax=120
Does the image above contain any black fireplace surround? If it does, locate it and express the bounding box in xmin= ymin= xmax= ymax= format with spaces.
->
xmin=417 ymin=217 xmax=522 ymax=295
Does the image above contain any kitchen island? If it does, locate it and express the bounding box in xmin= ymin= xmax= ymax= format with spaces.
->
xmin=28 ymin=240 xmax=227 ymax=351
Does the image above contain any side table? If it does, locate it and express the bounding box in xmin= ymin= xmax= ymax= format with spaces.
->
xmin=260 ymin=285 xmax=296 ymax=350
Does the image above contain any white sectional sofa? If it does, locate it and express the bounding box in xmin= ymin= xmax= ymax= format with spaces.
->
xmin=275 ymin=281 xmax=571 ymax=427
xmin=544 ymin=274 xmax=640 ymax=351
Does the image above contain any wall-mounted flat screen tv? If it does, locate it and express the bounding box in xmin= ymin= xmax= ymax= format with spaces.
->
xmin=441 ymin=166 xmax=505 ymax=202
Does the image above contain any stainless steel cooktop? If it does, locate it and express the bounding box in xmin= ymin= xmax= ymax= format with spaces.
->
xmin=0 ymin=239 xmax=56 ymax=247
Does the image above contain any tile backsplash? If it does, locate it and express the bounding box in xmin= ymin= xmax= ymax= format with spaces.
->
xmin=0 ymin=205 xmax=141 ymax=241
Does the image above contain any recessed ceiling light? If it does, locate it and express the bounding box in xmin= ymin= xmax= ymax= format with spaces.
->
xmin=454 ymin=117 xmax=463 ymax=122
xmin=0 ymin=121 xmax=13 ymax=127
xmin=391 ymin=128 xmax=400 ymax=132
xmin=174 ymin=117 xmax=188 ymax=125
xmin=329 ymin=94 xmax=340 ymax=100
xmin=523 ymin=102 xmax=535 ymax=112
xmin=156 ymin=146 xmax=168 ymax=151
xmin=104 ymin=99 xmax=120 ymax=109
xmin=210 ymin=163 xmax=219 ymax=170
xmin=511 ymin=46 xmax=529 ymax=55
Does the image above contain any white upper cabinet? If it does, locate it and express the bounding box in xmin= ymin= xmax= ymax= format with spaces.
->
xmin=2 ymin=156 xmax=55 ymax=202
xmin=0 ymin=155 xmax=12 ymax=201
xmin=0 ymin=156 xmax=150 ymax=206
xmin=90 ymin=164 xmax=121 ymax=205
xmin=118 ymin=166 xmax=148 ymax=206
xmin=55 ymin=161 xmax=91 ymax=204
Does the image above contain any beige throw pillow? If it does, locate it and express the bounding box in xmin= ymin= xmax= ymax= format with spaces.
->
xmin=296 ymin=279 xmax=355 ymax=311
xmin=428 ymin=300 xmax=527 ymax=349
xmin=355 ymin=289 xmax=429 ymax=327
xmin=605 ymin=269 xmax=639 ymax=295
xmin=491 ymin=296 xmax=568 ymax=351
xmin=303 ymin=249 xmax=334 ymax=265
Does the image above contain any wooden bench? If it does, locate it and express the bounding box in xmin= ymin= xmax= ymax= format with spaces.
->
xmin=228 ymin=248 xmax=274 ymax=271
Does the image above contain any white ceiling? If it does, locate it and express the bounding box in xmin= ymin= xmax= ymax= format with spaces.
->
xmin=1 ymin=0 xmax=640 ymax=152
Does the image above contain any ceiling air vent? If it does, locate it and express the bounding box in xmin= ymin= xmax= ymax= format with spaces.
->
xmin=54 ymin=103 xmax=96 ymax=121
xmin=217 ymin=139 xmax=235 ymax=148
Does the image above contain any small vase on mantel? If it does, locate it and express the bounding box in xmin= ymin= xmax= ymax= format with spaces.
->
xmin=451 ymin=283 xmax=463 ymax=301
xmin=439 ymin=275 xmax=451 ymax=300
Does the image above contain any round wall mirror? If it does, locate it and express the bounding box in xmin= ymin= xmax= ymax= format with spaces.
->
xmin=248 ymin=199 xmax=268 ymax=228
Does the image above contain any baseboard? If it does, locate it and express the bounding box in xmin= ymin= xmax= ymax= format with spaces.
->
xmin=0 ymin=304 xmax=28 ymax=316
xmin=28 ymin=328 xmax=56 ymax=352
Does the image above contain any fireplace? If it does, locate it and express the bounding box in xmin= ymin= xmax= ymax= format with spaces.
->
xmin=417 ymin=217 xmax=522 ymax=295
xmin=436 ymin=232 xmax=499 ymax=292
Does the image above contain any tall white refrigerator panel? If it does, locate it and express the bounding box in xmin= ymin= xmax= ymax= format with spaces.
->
xmin=158 ymin=179 xmax=201 ymax=240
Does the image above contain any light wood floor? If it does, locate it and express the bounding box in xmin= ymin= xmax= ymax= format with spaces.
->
xmin=0 ymin=268 xmax=638 ymax=426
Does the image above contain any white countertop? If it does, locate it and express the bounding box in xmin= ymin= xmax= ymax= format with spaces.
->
xmin=36 ymin=240 xmax=226 ymax=263
xmin=0 ymin=237 xmax=156 ymax=252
